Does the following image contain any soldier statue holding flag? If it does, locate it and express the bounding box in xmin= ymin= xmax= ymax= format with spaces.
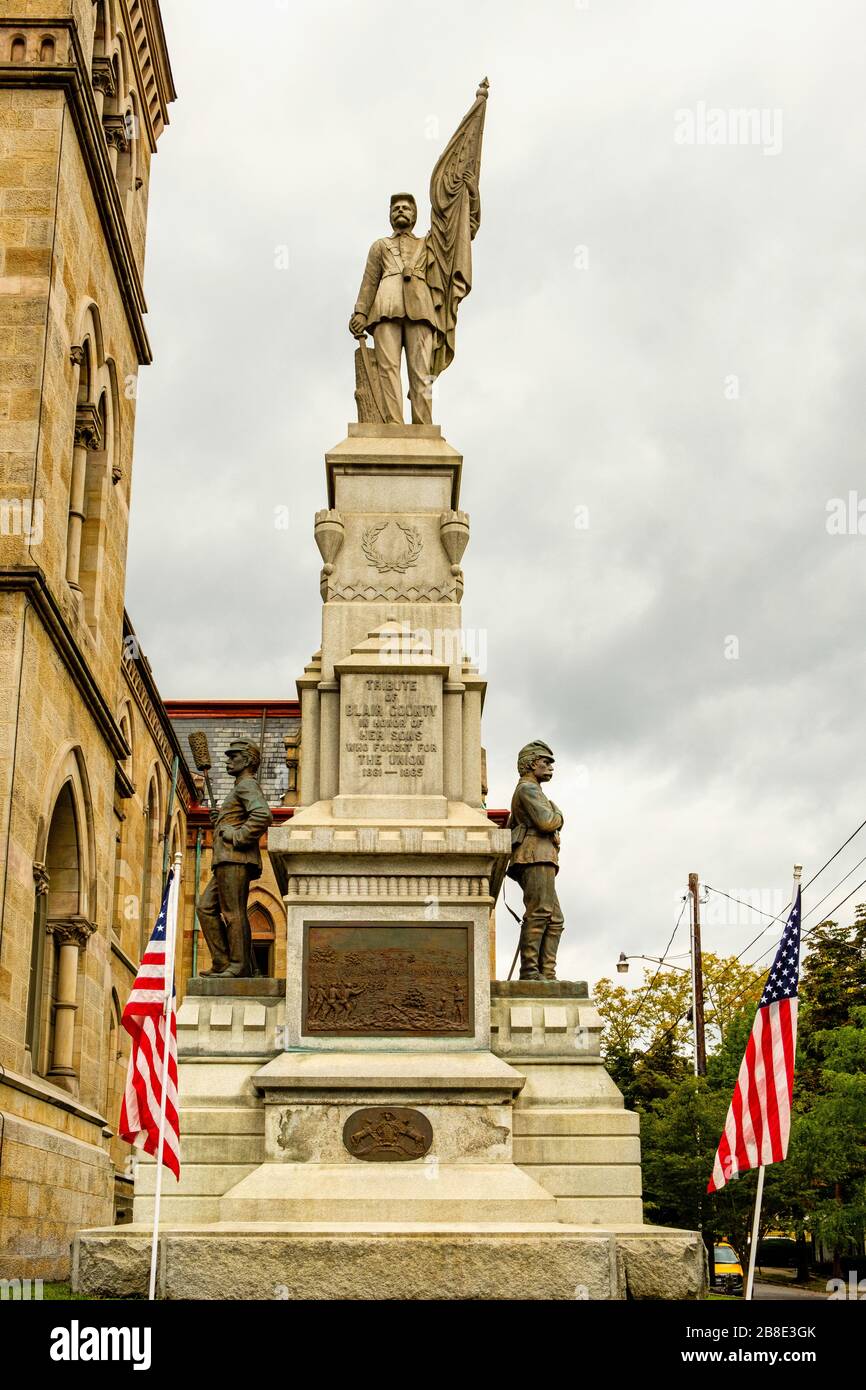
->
xmin=349 ymin=79 xmax=489 ymax=424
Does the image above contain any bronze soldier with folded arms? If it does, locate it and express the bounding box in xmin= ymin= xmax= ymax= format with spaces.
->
xmin=507 ymin=740 xmax=565 ymax=981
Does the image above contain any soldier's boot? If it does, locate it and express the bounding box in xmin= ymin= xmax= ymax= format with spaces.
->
xmin=539 ymin=920 xmax=564 ymax=980
xmin=218 ymin=908 xmax=252 ymax=978
xmin=519 ymin=917 xmax=545 ymax=980
xmin=197 ymin=908 xmax=230 ymax=976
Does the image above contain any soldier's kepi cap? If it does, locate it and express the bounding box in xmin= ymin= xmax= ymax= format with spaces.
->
xmin=390 ymin=191 xmax=417 ymax=211
xmin=225 ymin=738 xmax=261 ymax=758
xmin=517 ymin=739 xmax=555 ymax=772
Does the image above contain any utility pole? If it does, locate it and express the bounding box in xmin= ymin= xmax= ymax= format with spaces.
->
xmin=688 ymin=872 xmax=707 ymax=1076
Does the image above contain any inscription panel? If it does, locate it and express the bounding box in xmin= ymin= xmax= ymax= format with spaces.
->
xmin=340 ymin=672 xmax=443 ymax=797
xmin=303 ymin=922 xmax=473 ymax=1036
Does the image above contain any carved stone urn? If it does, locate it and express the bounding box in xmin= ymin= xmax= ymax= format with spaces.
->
xmin=439 ymin=510 xmax=470 ymax=589
xmin=314 ymin=509 xmax=344 ymax=597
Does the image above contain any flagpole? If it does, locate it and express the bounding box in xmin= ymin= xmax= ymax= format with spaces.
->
xmin=744 ymin=862 xmax=802 ymax=1301
xmin=148 ymin=850 xmax=182 ymax=1303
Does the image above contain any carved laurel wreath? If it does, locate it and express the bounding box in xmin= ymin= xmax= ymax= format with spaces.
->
xmin=361 ymin=521 xmax=423 ymax=574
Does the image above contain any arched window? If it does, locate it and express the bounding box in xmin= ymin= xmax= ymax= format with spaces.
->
xmin=117 ymin=91 xmax=140 ymax=220
xmin=10 ymin=36 xmax=26 ymax=62
xmin=67 ymin=310 xmax=119 ymax=632
xmin=93 ymin=1 xmax=109 ymax=58
xmin=27 ymin=784 xmax=80 ymax=1077
xmin=78 ymin=389 xmax=111 ymax=627
xmin=140 ymin=777 xmax=160 ymax=955
xmin=118 ymin=704 xmax=134 ymax=779
xmin=39 ymin=36 xmax=55 ymax=62
xmin=249 ymin=903 xmax=275 ymax=979
xmin=113 ymin=703 xmax=133 ymax=940
xmin=27 ymin=752 xmax=97 ymax=1090
xmin=104 ymin=988 xmax=123 ymax=1125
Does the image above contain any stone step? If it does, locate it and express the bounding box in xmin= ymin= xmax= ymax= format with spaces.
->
xmin=514 ymin=1136 xmax=641 ymax=1166
xmin=219 ymin=1162 xmax=560 ymax=1225
xmin=512 ymin=1108 xmax=639 ymax=1137
xmin=180 ymin=1108 xmax=265 ymax=1136
xmin=519 ymin=1163 xmax=642 ymax=1198
xmin=555 ymin=1196 xmax=645 ymax=1226
xmin=134 ymin=1163 xmax=257 ymax=1197
xmin=132 ymin=1196 xmax=221 ymax=1223
xmin=174 ymin=1134 xmax=265 ymax=1165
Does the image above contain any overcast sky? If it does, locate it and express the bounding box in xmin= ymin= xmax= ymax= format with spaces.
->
xmin=126 ymin=0 xmax=866 ymax=992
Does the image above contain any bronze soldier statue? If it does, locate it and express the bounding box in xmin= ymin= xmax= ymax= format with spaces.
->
xmin=506 ymin=739 xmax=565 ymax=981
xmin=197 ymin=739 xmax=273 ymax=978
xmin=348 ymin=79 xmax=488 ymax=424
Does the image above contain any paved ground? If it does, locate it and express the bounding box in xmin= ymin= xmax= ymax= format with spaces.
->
xmin=753 ymin=1281 xmax=827 ymax=1301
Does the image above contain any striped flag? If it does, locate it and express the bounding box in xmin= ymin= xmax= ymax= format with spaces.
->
xmin=708 ymin=887 xmax=801 ymax=1193
xmin=118 ymin=872 xmax=181 ymax=1180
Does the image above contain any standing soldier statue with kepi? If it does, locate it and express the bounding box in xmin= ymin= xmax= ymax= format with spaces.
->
xmin=194 ymin=738 xmax=273 ymax=978
xmin=507 ymin=740 xmax=565 ymax=981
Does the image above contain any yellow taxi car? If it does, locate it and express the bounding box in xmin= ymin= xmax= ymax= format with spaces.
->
xmin=713 ymin=1242 xmax=744 ymax=1295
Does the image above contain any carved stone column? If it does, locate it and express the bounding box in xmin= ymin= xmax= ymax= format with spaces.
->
xmin=282 ymin=729 xmax=301 ymax=807
xmin=318 ymin=679 xmax=340 ymax=801
xmin=297 ymin=655 xmax=322 ymax=807
xmin=66 ymin=402 xmax=102 ymax=591
xmin=91 ymin=56 xmax=116 ymax=122
xmin=46 ymin=915 xmax=96 ymax=1085
xmin=102 ymin=114 xmax=129 ymax=176
xmin=443 ymin=680 xmax=465 ymax=801
xmin=461 ymin=666 xmax=485 ymax=808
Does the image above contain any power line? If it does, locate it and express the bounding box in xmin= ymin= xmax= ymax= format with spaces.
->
xmin=626 ymin=895 xmax=689 ymax=1026
xmin=703 ymin=809 xmax=866 ymax=965
xmin=703 ymin=885 xmax=784 ymax=923
xmin=800 ymin=851 xmax=866 ymax=926
xmin=702 ymin=884 xmax=794 ymax=963
xmin=802 ymin=815 xmax=866 ymax=892
xmin=746 ymin=873 xmax=866 ymax=970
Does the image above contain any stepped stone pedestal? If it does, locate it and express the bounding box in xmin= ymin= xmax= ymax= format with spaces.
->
xmin=73 ymin=424 xmax=706 ymax=1299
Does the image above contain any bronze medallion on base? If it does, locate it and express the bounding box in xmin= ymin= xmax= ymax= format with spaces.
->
xmin=343 ymin=1106 xmax=433 ymax=1161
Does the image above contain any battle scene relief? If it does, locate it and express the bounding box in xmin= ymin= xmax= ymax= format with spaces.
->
xmin=303 ymin=923 xmax=473 ymax=1035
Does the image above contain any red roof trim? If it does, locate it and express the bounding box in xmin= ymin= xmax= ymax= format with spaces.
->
xmin=166 ymin=701 xmax=301 ymax=719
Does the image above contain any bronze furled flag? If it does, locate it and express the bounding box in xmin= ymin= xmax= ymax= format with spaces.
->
xmin=427 ymin=78 xmax=489 ymax=380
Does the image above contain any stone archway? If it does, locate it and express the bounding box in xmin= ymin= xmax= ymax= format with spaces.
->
xmin=27 ymin=752 xmax=97 ymax=1087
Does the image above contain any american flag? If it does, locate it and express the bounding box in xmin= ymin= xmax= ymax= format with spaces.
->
xmin=118 ymin=872 xmax=181 ymax=1180
xmin=707 ymin=887 xmax=801 ymax=1193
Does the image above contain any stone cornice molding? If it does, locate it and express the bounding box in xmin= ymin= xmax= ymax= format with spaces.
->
xmin=102 ymin=112 xmax=131 ymax=154
xmin=0 ymin=19 xmax=152 ymax=363
xmin=74 ymin=401 xmax=103 ymax=451
xmin=121 ymin=650 xmax=192 ymax=810
xmin=90 ymin=54 xmax=116 ymax=98
xmin=0 ymin=565 xmax=128 ymax=759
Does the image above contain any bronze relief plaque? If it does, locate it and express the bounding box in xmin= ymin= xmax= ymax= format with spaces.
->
xmin=303 ymin=922 xmax=473 ymax=1036
xmin=343 ymin=1106 xmax=433 ymax=1162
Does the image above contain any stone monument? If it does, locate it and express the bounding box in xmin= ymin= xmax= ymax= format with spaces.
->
xmin=73 ymin=83 xmax=706 ymax=1301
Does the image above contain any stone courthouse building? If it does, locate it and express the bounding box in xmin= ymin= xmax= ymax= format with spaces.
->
xmin=0 ymin=1 xmax=183 ymax=1278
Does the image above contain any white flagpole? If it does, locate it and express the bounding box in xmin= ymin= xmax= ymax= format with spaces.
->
xmin=148 ymin=850 xmax=182 ymax=1303
xmin=744 ymin=862 xmax=802 ymax=1301
xmin=745 ymin=1164 xmax=765 ymax=1301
